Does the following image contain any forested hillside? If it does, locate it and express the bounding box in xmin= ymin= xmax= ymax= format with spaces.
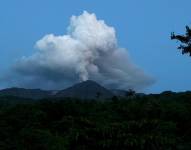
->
xmin=1 ymin=92 xmax=191 ymax=150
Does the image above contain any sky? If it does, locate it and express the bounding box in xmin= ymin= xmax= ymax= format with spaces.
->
xmin=0 ymin=0 xmax=191 ymax=93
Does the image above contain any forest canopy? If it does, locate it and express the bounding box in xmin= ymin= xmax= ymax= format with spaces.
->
xmin=1 ymin=92 xmax=191 ymax=150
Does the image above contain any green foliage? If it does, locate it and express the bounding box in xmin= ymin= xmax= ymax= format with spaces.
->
xmin=1 ymin=92 xmax=191 ymax=149
xmin=171 ymin=26 xmax=191 ymax=56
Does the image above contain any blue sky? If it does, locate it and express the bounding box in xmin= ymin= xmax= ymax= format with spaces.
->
xmin=0 ymin=0 xmax=191 ymax=93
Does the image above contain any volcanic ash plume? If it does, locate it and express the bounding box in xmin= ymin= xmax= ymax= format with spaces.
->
xmin=10 ymin=11 xmax=154 ymax=90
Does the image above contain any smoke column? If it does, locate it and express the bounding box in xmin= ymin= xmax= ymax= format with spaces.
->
xmin=4 ymin=11 xmax=154 ymax=90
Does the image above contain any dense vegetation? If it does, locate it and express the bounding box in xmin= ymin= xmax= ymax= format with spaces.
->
xmin=1 ymin=92 xmax=191 ymax=150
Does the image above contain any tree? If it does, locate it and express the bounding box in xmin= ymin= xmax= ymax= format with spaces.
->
xmin=96 ymin=92 xmax=101 ymax=99
xmin=171 ymin=26 xmax=191 ymax=56
xmin=125 ymin=89 xmax=136 ymax=97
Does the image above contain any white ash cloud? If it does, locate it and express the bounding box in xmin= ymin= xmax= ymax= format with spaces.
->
xmin=7 ymin=11 xmax=154 ymax=90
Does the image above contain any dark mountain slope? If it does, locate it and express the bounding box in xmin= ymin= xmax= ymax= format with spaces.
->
xmin=55 ymin=80 xmax=113 ymax=99
xmin=0 ymin=88 xmax=52 ymax=100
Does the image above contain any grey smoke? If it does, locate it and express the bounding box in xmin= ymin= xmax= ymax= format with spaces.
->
xmin=3 ymin=11 xmax=155 ymax=90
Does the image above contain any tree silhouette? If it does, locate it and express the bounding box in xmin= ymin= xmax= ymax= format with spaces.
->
xmin=125 ymin=89 xmax=136 ymax=97
xmin=96 ymin=92 xmax=101 ymax=99
xmin=171 ymin=26 xmax=191 ymax=56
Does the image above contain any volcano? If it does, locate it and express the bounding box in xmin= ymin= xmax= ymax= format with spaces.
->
xmin=55 ymin=80 xmax=114 ymax=99
xmin=0 ymin=80 xmax=116 ymax=100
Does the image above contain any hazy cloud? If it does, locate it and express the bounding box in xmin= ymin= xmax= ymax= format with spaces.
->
xmin=3 ymin=11 xmax=154 ymax=90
